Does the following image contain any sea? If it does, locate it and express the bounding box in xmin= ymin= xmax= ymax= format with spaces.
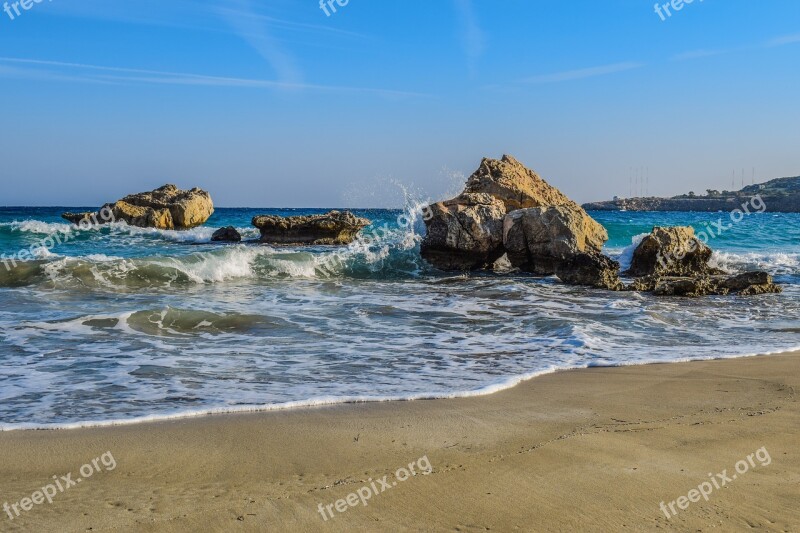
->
xmin=1 ymin=205 xmax=799 ymax=430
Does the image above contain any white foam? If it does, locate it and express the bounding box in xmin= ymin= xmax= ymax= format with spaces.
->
xmin=609 ymin=233 xmax=648 ymax=271
xmin=2 ymin=220 xmax=74 ymax=235
xmin=711 ymin=250 xmax=800 ymax=275
xmin=3 ymin=346 xmax=798 ymax=432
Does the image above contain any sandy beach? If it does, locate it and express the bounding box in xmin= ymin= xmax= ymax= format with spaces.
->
xmin=0 ymin=353 xmax=797 ymax=532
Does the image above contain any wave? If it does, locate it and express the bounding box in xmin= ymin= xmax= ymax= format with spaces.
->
xmin=608 ymin=233 xmax=648 ymax=271
xmin=3 ymin=346 xmax=798 ymax=431
xmin=3 ymin=240 xmax=799 ymax=291
xmin=9 ymin=308 xmax=286 ymax=339
xmin=0 ymin=232 xmax=428 ymax=290
xmin=0 ymin=220 xmax=75 ymax=235
xmin=0 ymin=218 xmax=260 ymax=244
xmin=710 ymin=250 xmax=800 ymax=276
xmin=0 ymin=202 xmax=431 ymax=289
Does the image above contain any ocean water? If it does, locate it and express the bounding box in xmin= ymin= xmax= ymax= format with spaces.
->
xmin=1 ymin=205 xmax=799 ymax=430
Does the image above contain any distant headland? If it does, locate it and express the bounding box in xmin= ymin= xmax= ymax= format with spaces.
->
xmin=583 ymin=175 xmax=800 ymax=212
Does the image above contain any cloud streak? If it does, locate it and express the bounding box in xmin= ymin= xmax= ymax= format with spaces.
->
xmin=0 ymin=57 xmax=428 ymax=98
xmin=766 ymin=33 xmax=800 ymax=47
xmin=453 ymin=0 xmax=486 ymax=74
xmin=674 ymin=32 xmax=800 ymax=61
xmin=522 ymin=61 xmax=645 ymax=84
xmin=219 ymin=0 xmax=302 ymax=85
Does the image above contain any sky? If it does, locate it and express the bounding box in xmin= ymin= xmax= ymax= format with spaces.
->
xmin=0 ymin=0 xmax=798 ymax=207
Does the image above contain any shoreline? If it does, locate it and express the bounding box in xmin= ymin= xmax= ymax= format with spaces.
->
xmin=3 ymin=346 xmax=800 ymax=432
xmin=1 ymin=351 xmax=798 ymax=531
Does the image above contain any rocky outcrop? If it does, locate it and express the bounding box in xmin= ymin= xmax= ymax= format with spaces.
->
xmin=653 ymin=272 xmax=781 ymax=297
xmin=420 ymin=193 xmax=507 ymax=270
xmin=624 ymin=226 xmax=780 ymax=296
xmin=555 ymin=253 xmax=623 ymax=291
xmin=419 ymin=155 xmax=781 ymax=298
xmin=61 ymin=212 xmax=96 ymax=225
xmin=503 ymin=205 xmax=608 ymax=275
xmin=62 ymin=184 xmax=214 ymax=230
xmin=625 ymin=226 xmax=721 ymax=278
xmin=421 ymin=155 xmax=609 ymax=277
xmin=462 ymin=155 xmax=579 ymax=211
xmin=211 ymin=226 xmax=242 ymax=243
xmin=583 ymin=175 xmax=800 ymax=213
xmin=109 ymin=201 xmax=174 ymax=230
xmin=252 ymin=211 xmax=370 ymax=245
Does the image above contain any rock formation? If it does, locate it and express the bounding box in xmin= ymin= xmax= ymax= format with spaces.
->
xmin=211 ymin=226 xmax=242 ymax=243
xmin=625 ymin=226 xmax=720 ymax=278
xmin=624 ymin=226 xmax=780 ymax=296
xmin=62 ymin=184 xmax=214 ymax=230
xmin=583 ymin=175 xmax=799 ymax=213
xmin=62 ymin=212 xmax=98 ymax=225
xmin=419 ymin=155 xmax=781 ymax=297
xmin=420 ymin=193 xmax=506 ymax=270
xmin=503 ymin=205 xmax=608 ymax=275
xmin=461 ymin=155 xmax=578 ymax=211
xmin=555 ymin=252 xmax=624 ymax=291
xmin=421 ymin=155 xmax=610 ymax=278
xmin=252 ymin=211 xmax=370 ymax=245
xmin=652 ymin=272 xmax=781 ymax=297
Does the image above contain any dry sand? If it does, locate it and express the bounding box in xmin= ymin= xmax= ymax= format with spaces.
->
xmin=1 ymin=353 xmax=798 ymax=532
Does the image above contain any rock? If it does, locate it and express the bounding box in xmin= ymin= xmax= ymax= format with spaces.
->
xmin=252 ymin=210 xmax=370 ymax=245
xmin=653 ymin=277 xmax=720 ymax=297
xmin=115 ymin=184 xmax=214 ymax=229
xmin=61 ymin=212 xmax=96 ymax=225
xmin=421 ymin=155 xmax=607 ymax=272
xmin=463 ymin=154 xmax=581 ymax=211
xmin=652 ymin=272 xmax=781 ymax=297
xmin=626 ymin=226 xmax=720 ymax=278
xmin=719 ymin=271 xmax=782 ymax=295
xmin=108 ymin=200 xmax=174 ymax=230
xmin=420 ymin=194 xmax=507 ymax=270
xmin=555 ymin=252 xmax=623 ymax=291
xmin=623 ymin=227 xmax=780 ymax=296
xmin=503 ymin=204 xmax=608 ymax=275
xmin=62 ymin=184 xmax=214 ymax=230
xmin=211 ymin=226 xmax=242 ymax=242
xmin=625 ymin=275 xmax=659 ymax=292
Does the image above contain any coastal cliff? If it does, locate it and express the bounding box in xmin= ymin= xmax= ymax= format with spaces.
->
xmin=583 ymin=175 xmax=800 ymax=212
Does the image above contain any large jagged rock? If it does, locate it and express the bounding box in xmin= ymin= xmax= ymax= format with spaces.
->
xmin=503 ymin=205 xmax=609 ymax=275
xmin=420 ymin=194 xmax=506 ymax=270
xmin=626 ymin=226 xmax=718 ymax=278
xmin=421 ymin=155 xmax=608 ymax=272
xmin=463 ymin=155 xmax=579 ymax=211
xmin=61 ymin=184 xmax=214 ymax=230
xmin=653 ymin=272 xmax=781 ymax=297
xmin=555 ymin=252 xmax=623 ymax=291
xmin=252 ymin=210 xmax=370 ymax=245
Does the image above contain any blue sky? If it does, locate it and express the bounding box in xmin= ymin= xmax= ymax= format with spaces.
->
xmin=0 ymin=0 xmax=798 ymax=207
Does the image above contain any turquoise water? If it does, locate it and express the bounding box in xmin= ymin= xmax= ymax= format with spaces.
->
xmin=1 ymin=206 xmax=798 ymax=429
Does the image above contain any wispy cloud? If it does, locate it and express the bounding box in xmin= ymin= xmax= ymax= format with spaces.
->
xmin=674 ymin=32 xmax=800 ymax=61
xmin=766 ymin=33 xmax=800 ymax=47
xmin=218 ymin=0 xmax=302 ymax=85
xmin=453 ymin=0 xmax=486 ymax=74
xmin=671 ymin=48 xmax=729 ymax=61
xmin=0 ymin=57 xmax=428 ymax=98
xmin=522 ymin=61 xmax=644 ymax=84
